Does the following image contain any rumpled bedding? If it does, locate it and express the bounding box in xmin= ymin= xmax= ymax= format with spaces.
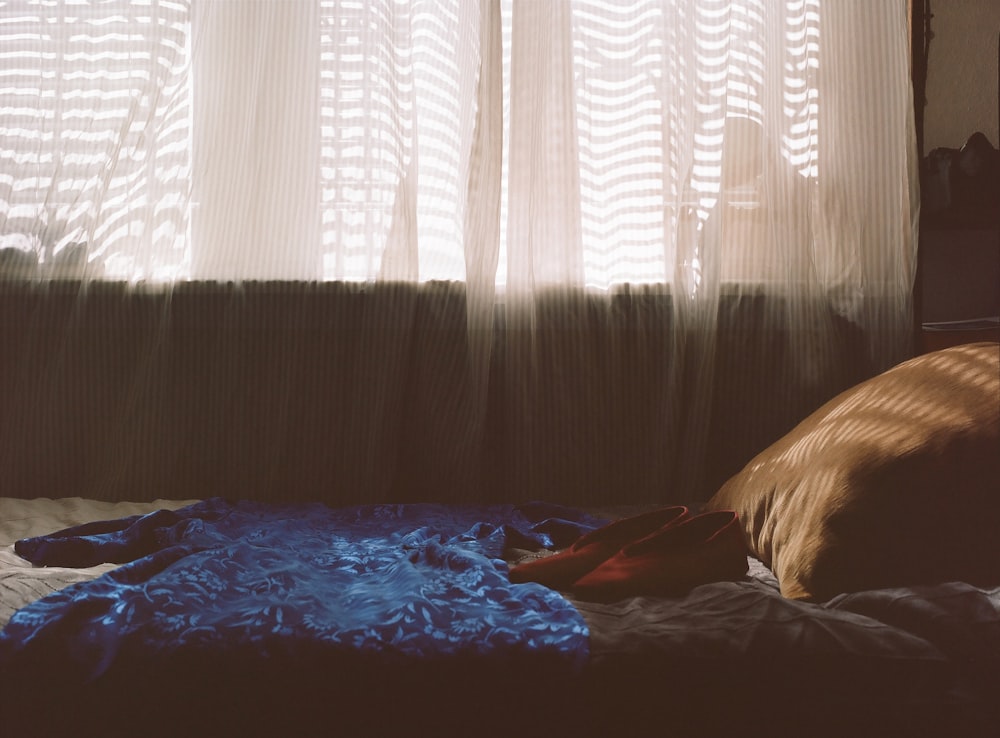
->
xmin=571 ymin=558 xmax=1000 ymax=737
xmin=0 ymin=497 xmax=198 ymax=630
xmin=578 ymin=557 xmax=1000 ymax=667
xmin=2 ymin=497 xmax=999 ymax=737
xmin=1 ymin=498 xmax=598 ymax=683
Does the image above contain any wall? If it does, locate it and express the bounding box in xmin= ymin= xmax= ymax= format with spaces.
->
xmin=923 ymin=0 xmax=1000 ymax=151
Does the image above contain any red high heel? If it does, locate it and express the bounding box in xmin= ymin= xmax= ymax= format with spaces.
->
xmin=572 ymin=510 xmax=748 ymax=602
xmin=509 ymin=506 xmax=690 ymax=590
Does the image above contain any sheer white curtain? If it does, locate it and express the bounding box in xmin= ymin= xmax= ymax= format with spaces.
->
xmin=493 ymin=0 xmax=917 ymax=498
xmin=0 ymin=0 xmax=917 ymax=504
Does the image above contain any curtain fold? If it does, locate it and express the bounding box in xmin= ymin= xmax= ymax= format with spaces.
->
xmin=0 ymin=1 xmax=917 ymax=506
xmin=191 ymin=2 xmax=322 ymax=280
xmin=462 ymin=0 xmax=503 ymax=448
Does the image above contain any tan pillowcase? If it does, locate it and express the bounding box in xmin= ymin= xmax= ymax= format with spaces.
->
xmin=706 ymin=342 xmax=1000 ymax=601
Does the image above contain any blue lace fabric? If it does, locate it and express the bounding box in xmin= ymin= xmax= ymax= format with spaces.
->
xmin=0 ymin=499 xmax=600 ymax=684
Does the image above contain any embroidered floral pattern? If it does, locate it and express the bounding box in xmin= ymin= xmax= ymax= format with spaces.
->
xmin=1 ymin=499 xmax=599 ymax=680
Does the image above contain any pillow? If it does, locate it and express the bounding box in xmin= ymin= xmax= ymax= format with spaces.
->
xmin=706 ymin=342 xmax=1000 ymax=601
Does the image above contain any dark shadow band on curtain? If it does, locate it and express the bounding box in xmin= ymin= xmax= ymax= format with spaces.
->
xmin=0 ymin=280 xmax=871 ymax=505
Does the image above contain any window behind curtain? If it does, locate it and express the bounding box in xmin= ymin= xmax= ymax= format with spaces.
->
xmin=318 ymin=0 xmax=477 ymax=283
xmin=2 ymin=0 xmax=823 ymax=287
xmin=0 ymin=0 xmax=190 ymax=281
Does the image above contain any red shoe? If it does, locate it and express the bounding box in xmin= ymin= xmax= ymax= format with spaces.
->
xmin=508 ymin=506 xmax=689 ymax=590
xmin=572 ymin=510 xmax=748 ymax=602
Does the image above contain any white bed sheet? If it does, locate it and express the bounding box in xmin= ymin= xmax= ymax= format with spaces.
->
xmin=0 ymin=497 xmax=198 ymax=629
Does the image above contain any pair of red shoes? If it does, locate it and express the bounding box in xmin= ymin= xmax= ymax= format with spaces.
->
xmin=509 ymin=506 xmax=748 ymax=602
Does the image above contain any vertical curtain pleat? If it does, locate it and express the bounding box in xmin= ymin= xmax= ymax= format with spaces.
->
xmin=192 ymin=2 xmax=322 ymax=279
xmin=463 ymin=0 xmax=503 ymax=437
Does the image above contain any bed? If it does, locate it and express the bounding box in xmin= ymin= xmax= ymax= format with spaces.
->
xmin=2 ymin=342 xmax=998 ymax=738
